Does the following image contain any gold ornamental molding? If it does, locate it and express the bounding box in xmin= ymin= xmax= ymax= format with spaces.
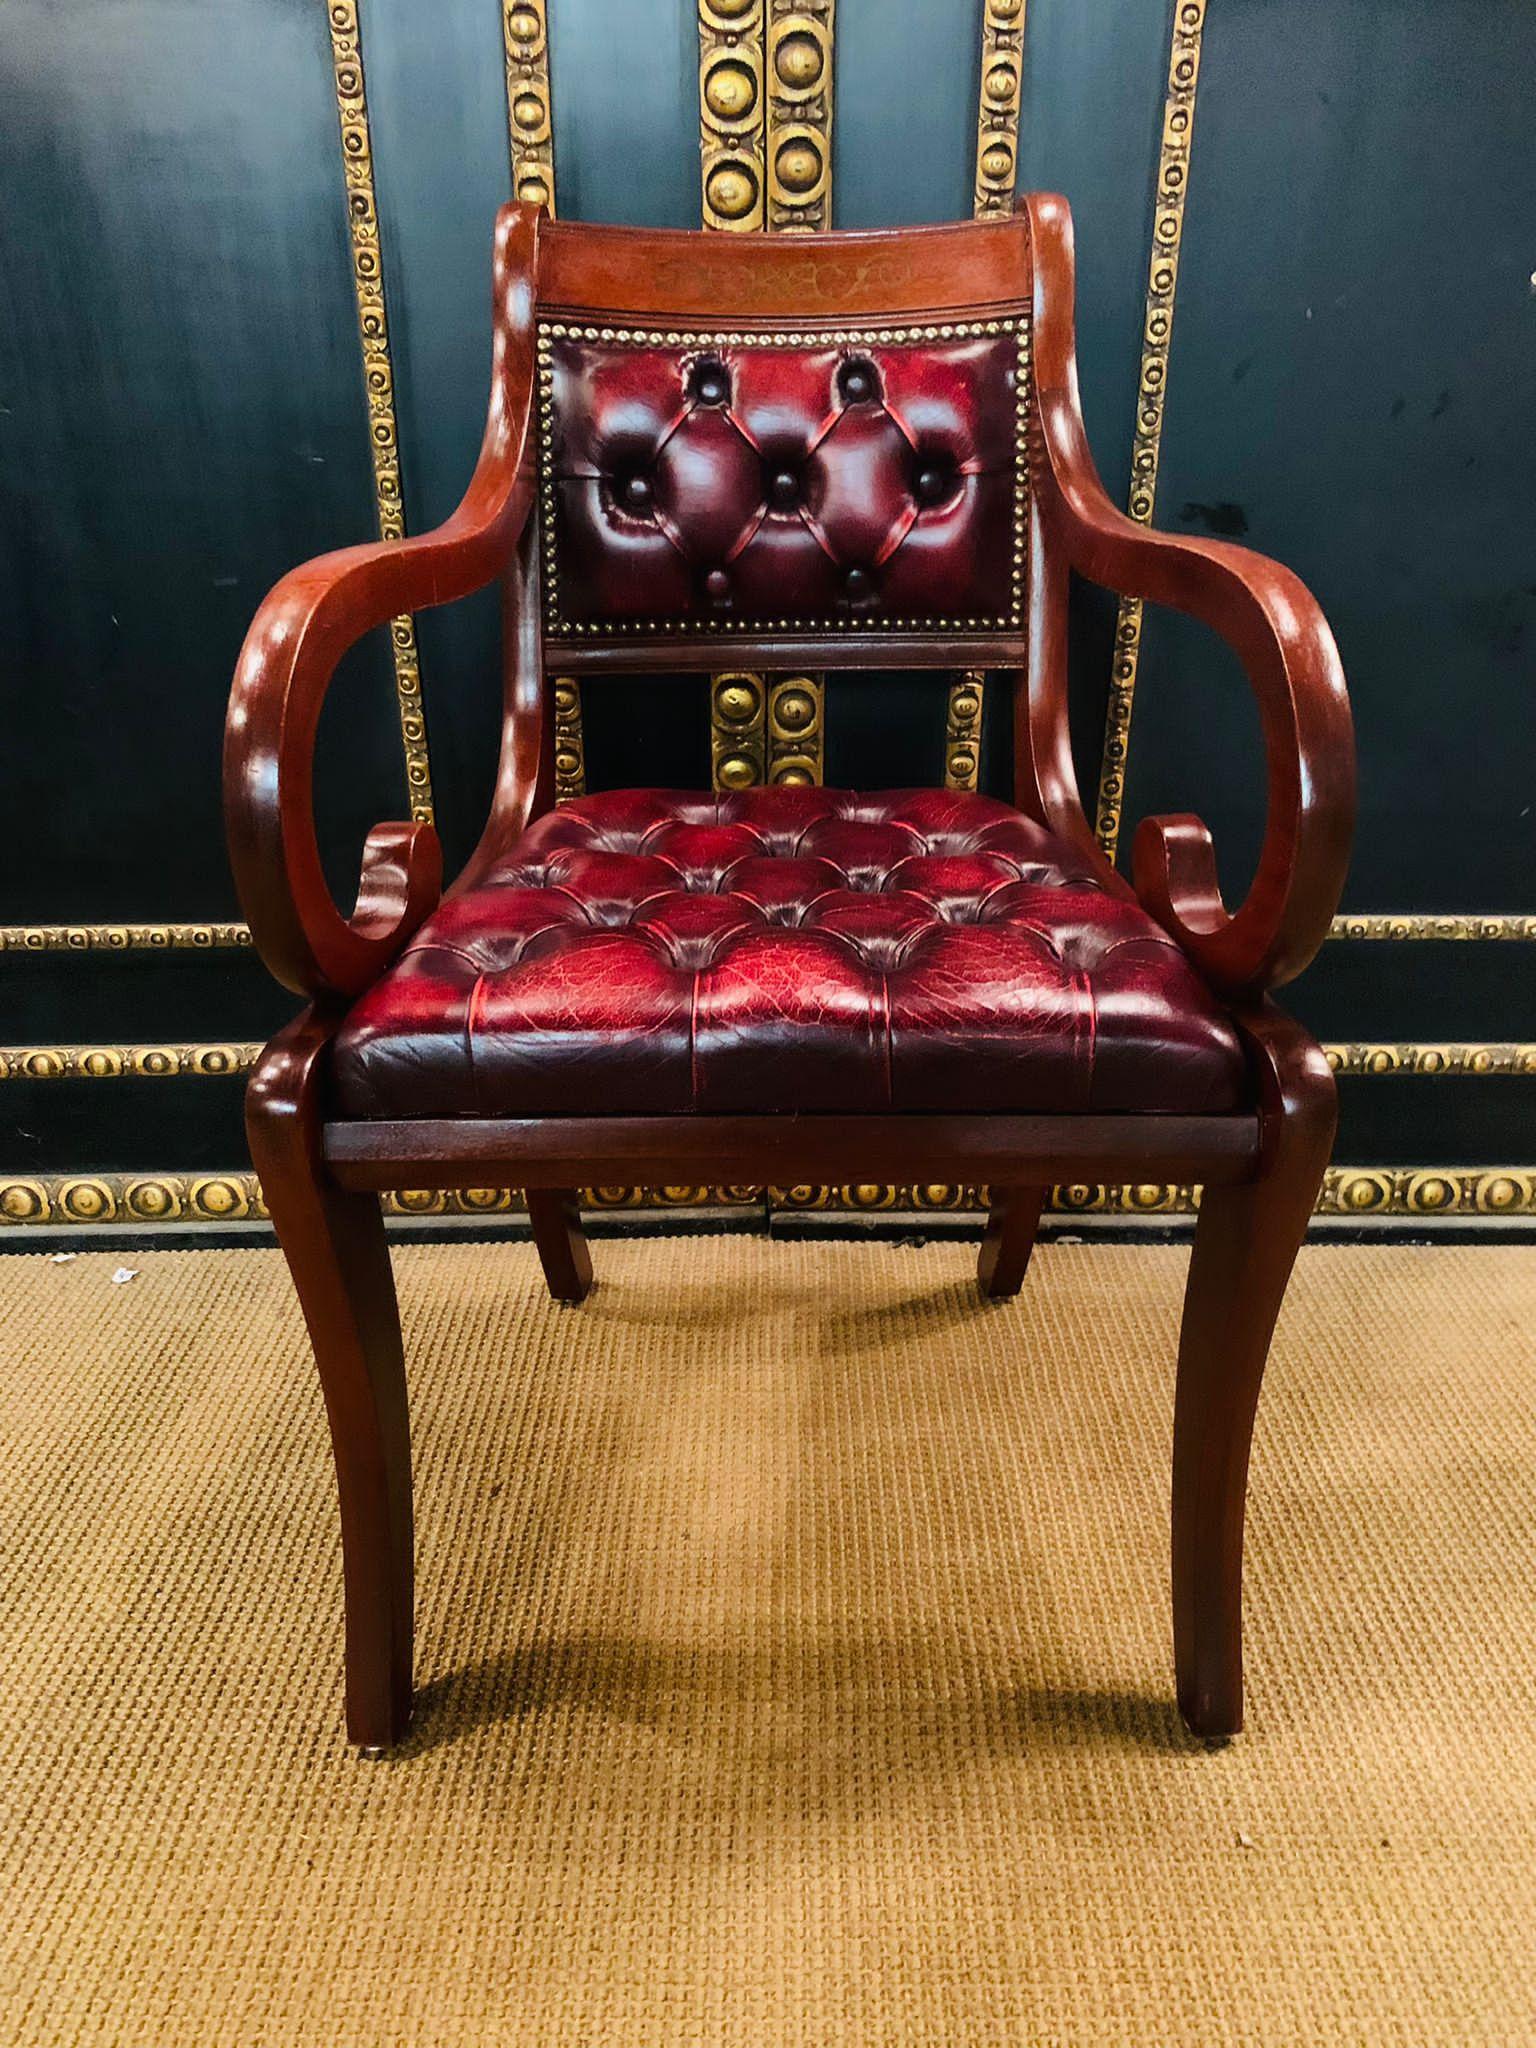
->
xmin=973 ymin=0 xmax=1025 ymax=218
xmin=0 ymin=1045 xmax=260 ymax=1082
xmin=765 ymin=0 xmax=835 ymax=233
xmin=700 ymin=0 xmax=770 ymax=791
xmin=943 ymin=672 xmax=986 ymax=791
xmin=502 ymin=1 xmax=555 ymax=209
xmin=0 ymin=1175 xmax=757 ymax=1229
xmin=699 ymin=0 xmax=768 ymax=232
xmin=1324 ymin=1044 xmax=1536 ymax=1078
xmin=1093 ymin=0 xmax=1207 ymax=862
xmin=1328 ymin=913 xmax=1536 ymax=942
xmin=9 ymin=1039 xmax=1530 ymax=1084
xmin=326 ymin=0 xmax=434 ymax=825
xmin=551 ymin=675 xmax=586 ymax=802
xmin=0 ymin=922 xmax=252 ymax=952
xmin=7 ymin=1169 xmax=1534 ymax=1228
xmin=700 ymin=2 xmax=834 ymax=790
xmin=499 ymin=2 xmax=584 ymax=799
xmin=946 ymin=0 xmax=1028 ymax=792
xmin=766 ymin=675 xmax=825 ymax=785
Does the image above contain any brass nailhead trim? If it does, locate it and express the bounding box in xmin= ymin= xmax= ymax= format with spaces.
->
xmin=1093 ymin=0 xmax=1207 ymax=862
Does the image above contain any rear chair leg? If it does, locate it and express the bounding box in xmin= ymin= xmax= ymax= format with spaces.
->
xmin=978 ymin=1185 xmax=1047 ymax=1298
xmin=247 ymin=1014 xmax=414 ymax=1750
xmin=1171 ymin=1008 xmax=1336 ymax=1739
xmin=526 ymin=1189 xmax=593 ymax=1303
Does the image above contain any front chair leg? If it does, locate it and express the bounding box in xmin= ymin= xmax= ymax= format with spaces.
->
xmin=1172 ymin=1008 xmax=1336 ymax=1739
xmin=247 ymin=1014 xmax=414 ymax=1751
xmin=526 ymin=1189 xmax=593 ymax=1303
xmin=978 ymin=1185 xmax=1047 ymax=1298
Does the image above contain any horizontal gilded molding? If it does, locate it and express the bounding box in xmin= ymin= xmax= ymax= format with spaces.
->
xmin=0 ymin=1045 xmax=260 ymax=1082
xmin=6 ymin=1170 xmax=1533 ymax=1228
xmin=1328 ymin=914 xmax=1536 ymax=942
xmin=1325 ymin=1044 xmax=1536 ymax=1077
xmin=1094 ymin=0 xmax=1207 ymax=862
xmin=972 ymin=0 xmax=1025 ymax=218
xmin=10 ymin=1040 xmax=1530 ymax=1083
xmin=0 ymin=923 xmax=251 ymax=952
xmin=10 ymin=911 xmax=1529 ymax=955
xmin=326 ymin=0 xmax=434 ymax=824
xmin=0 ymin=1176 xmax=757 ymax=1228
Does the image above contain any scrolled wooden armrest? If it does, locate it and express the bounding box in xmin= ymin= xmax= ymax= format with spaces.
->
xmin=1023 ymin=192 xmax=1355 ymax=996
xmin=224 ymin=205 xmax=542 ymax=999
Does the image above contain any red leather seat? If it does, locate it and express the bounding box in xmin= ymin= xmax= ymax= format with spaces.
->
xmin=332 ymin=786 xmax=1247 ymax=1120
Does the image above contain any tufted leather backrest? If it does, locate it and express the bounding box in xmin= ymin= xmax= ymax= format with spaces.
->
xmin=537 ymin=319 xmax=1028 ymax=654
xmin=522 ymin=210 xmax=1040 ymax=670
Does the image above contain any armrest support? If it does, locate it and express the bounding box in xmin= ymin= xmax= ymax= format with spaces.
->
xmin=224 ymin=206 xmax=542 ymax=998
xmin=1023 ymin=192 xmax=1354 ymax=996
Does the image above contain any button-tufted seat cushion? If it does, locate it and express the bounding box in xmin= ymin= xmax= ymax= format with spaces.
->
xmin=331 ymin=788 xmax=1248 ymax=1119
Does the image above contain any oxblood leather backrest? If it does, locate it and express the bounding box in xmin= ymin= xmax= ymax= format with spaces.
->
xmin=525 ymin=210 xmax=1040 ymax=670
xmin=535 ymin=310 xmax=1030 ymax=656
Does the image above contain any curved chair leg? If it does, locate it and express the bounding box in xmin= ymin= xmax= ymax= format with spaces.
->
xmin=978 ymin=1185 xmax=1046 ymax=1298
xmin=247 ymin=1012 xmax=414 ymax=1750
xmin=1172 ymin=1007 xmax=1336 ymax=1739
xmin=526 ymin=1189 xmax=593 ymax=1303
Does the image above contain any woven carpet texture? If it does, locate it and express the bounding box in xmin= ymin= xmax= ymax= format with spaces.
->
xmin=3 ymin=1239 xmax=1534 ymax=2045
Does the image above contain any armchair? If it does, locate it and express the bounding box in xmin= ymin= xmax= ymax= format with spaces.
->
xmin=226 ymin=195 xmax=1353 ymax=1750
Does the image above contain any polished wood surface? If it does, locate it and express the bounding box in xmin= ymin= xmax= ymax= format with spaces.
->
xmin=225 ymin=197 xmax=1352 ymax=1748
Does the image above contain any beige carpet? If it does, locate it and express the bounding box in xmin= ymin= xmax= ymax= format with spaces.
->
xmin=2 ymin=1236 xmax=1534 ymax=2045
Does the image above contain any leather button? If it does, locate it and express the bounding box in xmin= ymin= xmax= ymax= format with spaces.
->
xmin=842 ymin=566 xmax=874 ymax=602
xmin=767 ymin=467 xmax=801 ymax=510
xmin=690 ymin=358 xmax=732 ymax=406
xmin=837 ymin=358 xmax=879 ymax=404
xmin=618 ymin=472 xmax=654 ymax=511
xmin=914 ymin=461 xmax=955 ymax=506
xmin=703 ymin=567 xmax=732 ymax=601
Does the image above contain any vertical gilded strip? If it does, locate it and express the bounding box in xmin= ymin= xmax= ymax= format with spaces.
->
xmin=501 ymin=2 xmax=584 ymax=799
xmin=711 ymin=672 xmax=767 ymax=790
xmin=701 ymin=3 xmax=769 ymax=788
xmin=946 ymin=0 xmax=1028 ymax=789
xmin=766 ymin=675 xmax=824 ymax=784
xmin=700 ymin=0 xmax=768 ymax=231
xmin=765 ymin=1 xmax=833 ymax=780
xmin=326 ymin=0 xmax=434 ymax=824
xmin=972 ymin=0 xmax=1025 ymax=216
xmin=502 ymin=2 xmax=556 ymax=208
xmin=1092 ymin=0 xmax=1207 ymax=861
xmin=765 ymin=1 xmax=835 ymax=233
xmin=943 ymin=673 xmax=986 ymax=790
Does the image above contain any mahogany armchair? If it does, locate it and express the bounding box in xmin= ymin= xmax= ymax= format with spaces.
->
xmin=225 ymin=196 xmax=1353 ymax=1751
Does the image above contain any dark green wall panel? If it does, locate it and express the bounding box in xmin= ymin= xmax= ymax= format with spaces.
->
xmin=0 ymin=0 xmax=1530 ymax=1192
xmin=0 ymin=0 xmax=401 ymax=924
